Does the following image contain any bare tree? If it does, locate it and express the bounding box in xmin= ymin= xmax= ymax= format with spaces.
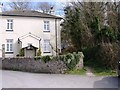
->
xmin=9 ymin=0 xmax=32 ymax=11
xmin=37 ymin=2 xmax=55 ymax=14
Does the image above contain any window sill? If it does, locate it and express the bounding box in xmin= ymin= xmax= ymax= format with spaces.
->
xmin=5 ymin=52 xmax=14 ymax=54
xmin=6 ymin=30 xmax=13 ymax=31
xmin=43 ymin=52 xmax=51 ymax=53
xmin=43 ymin=31 xmax=50 ymax=33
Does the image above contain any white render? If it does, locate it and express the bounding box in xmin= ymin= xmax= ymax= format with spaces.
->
xmin=0 ymin=14 xmax=62 ymax=57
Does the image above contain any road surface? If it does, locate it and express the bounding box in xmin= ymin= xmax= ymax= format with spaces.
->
xmin=1 ymin=70 xmax=119 ymax=88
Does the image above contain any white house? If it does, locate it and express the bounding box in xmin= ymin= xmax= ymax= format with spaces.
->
xmin=0 ymin=5 xmax=62 ymax=58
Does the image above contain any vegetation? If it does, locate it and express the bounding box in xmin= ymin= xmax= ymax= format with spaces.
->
xmin=37 ymin=2 xmax=55 ymax=14
xmin=8 ymin=0 xmax=32 ymax=11
xmin=62 ymin=2 xmax=120 ymax=71
xmin=85 ymin=58 xmax=117 ymax=76
xmin=64 ymin=53 xmax=80 ymax=70
xmin=94 ymin=68 xmax=117 ymax=76
xmin=34 ymin=56 xmax=41 ymax=60
xmin=37 ymin=48 xmax=41 ymax=56
xmin=34 ymin=52 xmax=82 ymax=70
xmin=66 ymin=68 xmax=86 ymax=75
xmin=41 ymin=55 xmax=51 ymax=63
xmin=57 ymin=52 xmax=82 ymax=70
xmin=3 ymin=1 xmax=55 ymax=14
xmin=19 ymin=48 xmax=24 ymax=56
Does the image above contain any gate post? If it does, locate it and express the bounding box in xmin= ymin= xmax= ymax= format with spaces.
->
xmin=2 ymin=44 xmax=5 ymax=58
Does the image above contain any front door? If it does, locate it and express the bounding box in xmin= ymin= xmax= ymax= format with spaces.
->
xmin=25 ymin=49 xmax=35 ymax=57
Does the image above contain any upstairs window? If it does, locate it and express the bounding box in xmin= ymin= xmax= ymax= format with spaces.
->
xmin=6 ymin=39 xmax=13 ymax=52
xmin=44 ymin=21 xmax=50 ymax=32
xmin=6 ymin=19 xmax=13 ymax=31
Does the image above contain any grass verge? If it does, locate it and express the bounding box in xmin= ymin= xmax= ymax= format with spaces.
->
xmin=93 ymin=68 xmax=117 ymax=76
xmin=66 ymin=68 xmax=86 ymax=75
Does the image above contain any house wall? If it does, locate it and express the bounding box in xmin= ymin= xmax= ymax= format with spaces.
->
xmin=0 ymin=16 xmax=62 ymax=57
xmin=0 ymin=15 xmax=2 ymax=57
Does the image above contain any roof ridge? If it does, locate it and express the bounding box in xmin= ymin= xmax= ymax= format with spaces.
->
xmin=1 ymin=10 xmax=62 ymax=19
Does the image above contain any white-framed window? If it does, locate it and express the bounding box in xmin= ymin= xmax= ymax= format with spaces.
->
xmin=43 ymin=39 xmax=51 ymax=53
xmin=6 ymin=39 xmax=13 ymax=52
xmin=44 ymin=21 xmax=50 ymax=32
xmin=6 ymin=19 xmax=13 ymax=31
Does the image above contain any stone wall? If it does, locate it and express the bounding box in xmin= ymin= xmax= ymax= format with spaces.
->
xmin=2 ymin=58 xmax=67 ymax=74
xmin=0 ymin=58 xmax=2 ymax=69
xmin=2 ymin=52 xmax=84 ymax=74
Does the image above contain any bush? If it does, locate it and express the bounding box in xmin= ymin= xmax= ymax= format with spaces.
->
xmin=64 ymin=53 xmax=81 ymax=70
xmin=34 ymin=52 xmax=82 ymax=70
xmin=37 ymin=48 xmax=41 ymax=56
xmin=97 ymin=43 xmax=120 ymax=69
xmin=73 ymin=52 xmax=80 ymax=65
xmin=36 ymin=52 xmax=82 ymax=70
xmin=34 ymin=56 xmax=41 ymax=60
xmin=41 ymin=55 xmax=51 ymax=63
xmin=19 ymin=48 xmax=24 ymax=56
xmin=83 ymin=42 xmax=120 ymax=69
xmin=62 ymin=46 xmax=77 ymax=54
xmin=59 ymin=55 xmax=65 ymax=61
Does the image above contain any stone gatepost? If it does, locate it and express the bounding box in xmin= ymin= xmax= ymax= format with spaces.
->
xmin=2 ymin=44 xmax=5 ymax=58
xmin=76 ymin=52 xmax=84 ymax=70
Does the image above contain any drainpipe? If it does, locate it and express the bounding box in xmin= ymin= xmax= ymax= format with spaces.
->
xmin=37 ymin=38 xmax=41 ymax=56
xmin=55 ymin=18 xmax=57 ymax=56
xmin=39 ymin=39 xmax=41 ymax=49
xmin=2 ymin=44 xmax=5 ymax=58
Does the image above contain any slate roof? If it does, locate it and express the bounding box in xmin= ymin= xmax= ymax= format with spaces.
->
xmin=0 ymin=10 xmax=62 ymax=19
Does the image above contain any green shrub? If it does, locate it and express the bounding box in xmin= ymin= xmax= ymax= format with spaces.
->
xmin=73 ymin=52 xmax=80 ymax=65
xmin=34 ymin=52 xmax=82 ymax=70
xmin=59 ymin=55 xmax=65 ymax=61
xmin=34 ymin=56 xmax=41 ymax=60
xmin=19 ymin=48 xmax=24 ymax=56
xmin=41 ymin=55 xmax=51 ymax=63
xmin=64 ymin=53 xmax=80 ymax=70
xmin=37 ymin=48 xmax=41 ymax=56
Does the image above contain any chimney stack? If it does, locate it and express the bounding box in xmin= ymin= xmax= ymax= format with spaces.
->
xmin=50 ymin=7 xmax=55 ymax=15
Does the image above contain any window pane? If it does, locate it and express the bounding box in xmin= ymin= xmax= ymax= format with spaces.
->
xmin=6 ymin=39 xmax=13 ymax=52
xmin=44 ymin=21 xmax=50 ymax=31
xmin=10 ymin=44 xmax=13 ymax=51
xmin=7 ymin=44 xmax=9 ymax=51
xmin=10 ymin=23 xmax=13 ymax=29
xmin=7 ymin=23 xmax=9 ymax=29
xmin=7 ymin=19 xmax=13 ymax=30
xmin=44 ymin=40 xmax=50 ymax=52
xmin=44 ymin=24 xmax=46 ymax=30
xmin=47 ymin=25 xmax=49 ymax=30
